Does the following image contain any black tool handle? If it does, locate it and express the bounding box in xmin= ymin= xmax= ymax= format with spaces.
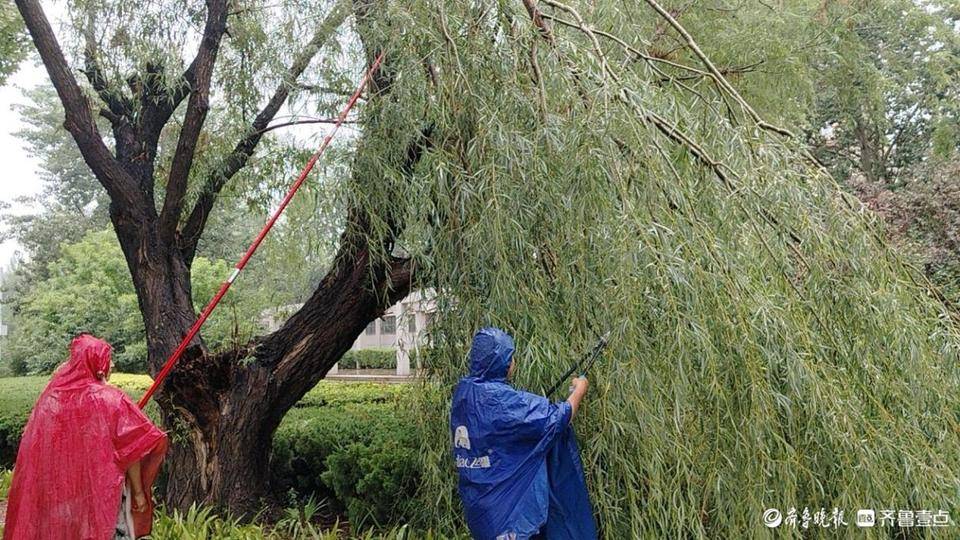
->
xmin=546 ymin=331 xmax=610 ymax=398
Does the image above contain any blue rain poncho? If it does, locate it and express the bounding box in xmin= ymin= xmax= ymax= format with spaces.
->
xmin=451 ymin=327 xmax=597 ymax=540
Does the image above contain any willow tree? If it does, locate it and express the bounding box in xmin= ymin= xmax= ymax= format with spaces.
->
xmin=13 ymin=0 xmax=428 ymax=512
xmin=366 ymin=1 xmax=959 ymax=537
xmin=15 ymin=0 xmax=960 ymax=531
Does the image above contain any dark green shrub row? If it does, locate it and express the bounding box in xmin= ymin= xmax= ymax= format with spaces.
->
xmin=0 ymin=377 xmax=46 ymax=467
xmin=271 ymin=387 xmax=420 ymax=528
xmin=339 ymin=348 xmax=396 ymax=370
xmin=0 ymin=376 xmax=422 ymax=529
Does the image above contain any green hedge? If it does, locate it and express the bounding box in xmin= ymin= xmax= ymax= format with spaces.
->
xmin=0 ymin=376 xmax=421 ymax=529
xmin=272 ymin=384 xmax=418 ymax=527
xmin=0 ymin=377 xmax=48 ymax=466
xmin=339 ymin=348 xmax=396 ymax=370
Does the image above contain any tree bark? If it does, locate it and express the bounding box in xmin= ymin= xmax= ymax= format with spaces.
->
xmin=855 ymin=117 xmax=881 ymax=184
xmin=156 ymin=244 xmax=413 ymax=512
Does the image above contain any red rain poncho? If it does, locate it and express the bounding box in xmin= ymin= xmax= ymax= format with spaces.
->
xmin=3 ymin=335 xmax=167 ymax=540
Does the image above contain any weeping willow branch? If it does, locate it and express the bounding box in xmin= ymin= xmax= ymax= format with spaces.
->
xmin=520 ymin=0 xmax=858 ymax=354
xmin=524 ymin=0 xmax=804 ymax=247
xmin=405 ymin=2 xmax=960 ymax=538
xmin=641 ymin=0 xmax=795 ymax=138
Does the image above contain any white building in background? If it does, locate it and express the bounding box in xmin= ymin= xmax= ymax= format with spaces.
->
xmin=262 ymin=288 xmax=436 ymax=376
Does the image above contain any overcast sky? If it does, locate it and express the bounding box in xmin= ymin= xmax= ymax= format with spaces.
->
xmin=0 ymin=60 xmax=46 ymax=272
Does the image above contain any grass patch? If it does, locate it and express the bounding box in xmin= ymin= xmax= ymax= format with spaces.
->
xmin=1 ymin=468 xmax=11 ymax=500
xmin=154 ymin=503 xmax=458 ymax=539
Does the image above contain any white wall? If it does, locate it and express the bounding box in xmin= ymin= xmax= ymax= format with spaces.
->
xmin=260 ymin=289 xmax=436 ymax=375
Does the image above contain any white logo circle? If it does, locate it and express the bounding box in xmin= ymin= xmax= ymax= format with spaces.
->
xmin=763 ymin=508 xmax=783 ymax=528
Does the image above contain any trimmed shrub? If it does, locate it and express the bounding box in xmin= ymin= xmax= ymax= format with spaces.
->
xmin=322 ymin=435 xmax=420 ymax=528
xmin=339 ymin=349 xmax=396 ymax=370
xmin=0 ymin=376 xmax=47 ymax=467
xmin=271 ymin=386 xmax=420 ymax=528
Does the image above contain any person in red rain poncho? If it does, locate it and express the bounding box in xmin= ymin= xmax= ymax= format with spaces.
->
xmin=3 ymin=334 xmax=168 ymax=540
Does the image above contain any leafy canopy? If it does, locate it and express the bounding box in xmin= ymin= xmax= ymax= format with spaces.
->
xmin=6 ymin=230 xmax=267 ymax=374
xmin=324 ymin=0 xmax=960 ymax=536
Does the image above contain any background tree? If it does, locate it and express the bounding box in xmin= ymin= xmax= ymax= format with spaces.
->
xmin=2 ymin=86 xmax=110 ymax=286
xmin=800 ymin=0 xmax=960 ymax=311
xmin=806 ymin=0 xmax=960 ymax=184
xmin=0 ymin=0 xmax=27 ymax=83
xmin=12 ymin=0 xmax=424 ymax=512
xmin=5 ymin=229 xmax=268 ymax=374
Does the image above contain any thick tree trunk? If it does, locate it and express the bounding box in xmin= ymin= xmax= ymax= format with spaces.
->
xmin=855 ymin=117 xmax=882 ymax=184
xmin=161 ymin=366 xmax=277 ymax=512
xmin=115 ymin=208 xmax=412 ymax=512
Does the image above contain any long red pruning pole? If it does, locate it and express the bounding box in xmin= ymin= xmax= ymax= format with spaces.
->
xmin=138 ymin=52 xmax=385 ymax=409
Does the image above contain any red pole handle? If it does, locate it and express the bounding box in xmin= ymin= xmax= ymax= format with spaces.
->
xmin=138 ymin=52 xmax=386 ymax=409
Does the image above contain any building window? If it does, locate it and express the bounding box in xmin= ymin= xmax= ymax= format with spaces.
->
xmin=365 ymin=320 xmax=377 ymax=335
xmin=381 ymin=315 xmax=396 ymax=335
xmin=407 ymin=315 xmax=416 ymax=334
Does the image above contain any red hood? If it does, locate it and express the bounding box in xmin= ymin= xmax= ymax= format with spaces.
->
xmin=46 ymin=334 xmax=113 ymax=392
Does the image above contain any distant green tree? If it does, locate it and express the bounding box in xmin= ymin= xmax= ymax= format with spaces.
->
xmin=807 ymin=0 xmax=960 ymax=184
xmin=6 ymin=229 xmax=263 ymax=374
xmin=2 ymin=86 xmax=111 ymax=287
xmin=0 ymin=0 xmax=27 ymax=84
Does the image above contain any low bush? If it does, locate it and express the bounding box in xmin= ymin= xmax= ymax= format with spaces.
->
xmin=0 ymin=377 xmax=47 ymax=467
xmin=322 ymin=436 xmax=420 ymax=528
xmin=272 ymin=384 xmax=420 ymax=528
xmin=0 ymin=376 xmax=423 ymax=532
xmin=339 ymin=349 xmax=395 ymax=370
xmin=295 ymin=382 xmax=406 ymax=409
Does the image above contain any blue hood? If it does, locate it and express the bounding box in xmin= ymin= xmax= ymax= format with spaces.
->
xmin=468 ymin=327 xmax=515 ymax=381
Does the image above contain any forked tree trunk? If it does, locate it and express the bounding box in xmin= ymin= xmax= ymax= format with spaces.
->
xmin=118 ymin=218 xmax=411 ymax=512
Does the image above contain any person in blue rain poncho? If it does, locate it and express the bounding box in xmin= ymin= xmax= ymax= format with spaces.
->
xmin=451 ymin=327 xmax=597 ymax=540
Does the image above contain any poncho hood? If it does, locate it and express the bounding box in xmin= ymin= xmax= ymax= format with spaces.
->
xmin=48 ymin=334 xmax=113 ymax=392
xmin=468 ymin=327 xmax=515 ymax=381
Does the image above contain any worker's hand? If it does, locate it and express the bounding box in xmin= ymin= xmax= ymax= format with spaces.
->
xmin=570 ymin=376 xmax=589 ymax=395
xmin=132 ymin=490 xmax=148 ymax=513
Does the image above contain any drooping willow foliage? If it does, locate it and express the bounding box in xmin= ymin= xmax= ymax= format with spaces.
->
xmin=342 ymin=0 xmax=960 ymax=537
